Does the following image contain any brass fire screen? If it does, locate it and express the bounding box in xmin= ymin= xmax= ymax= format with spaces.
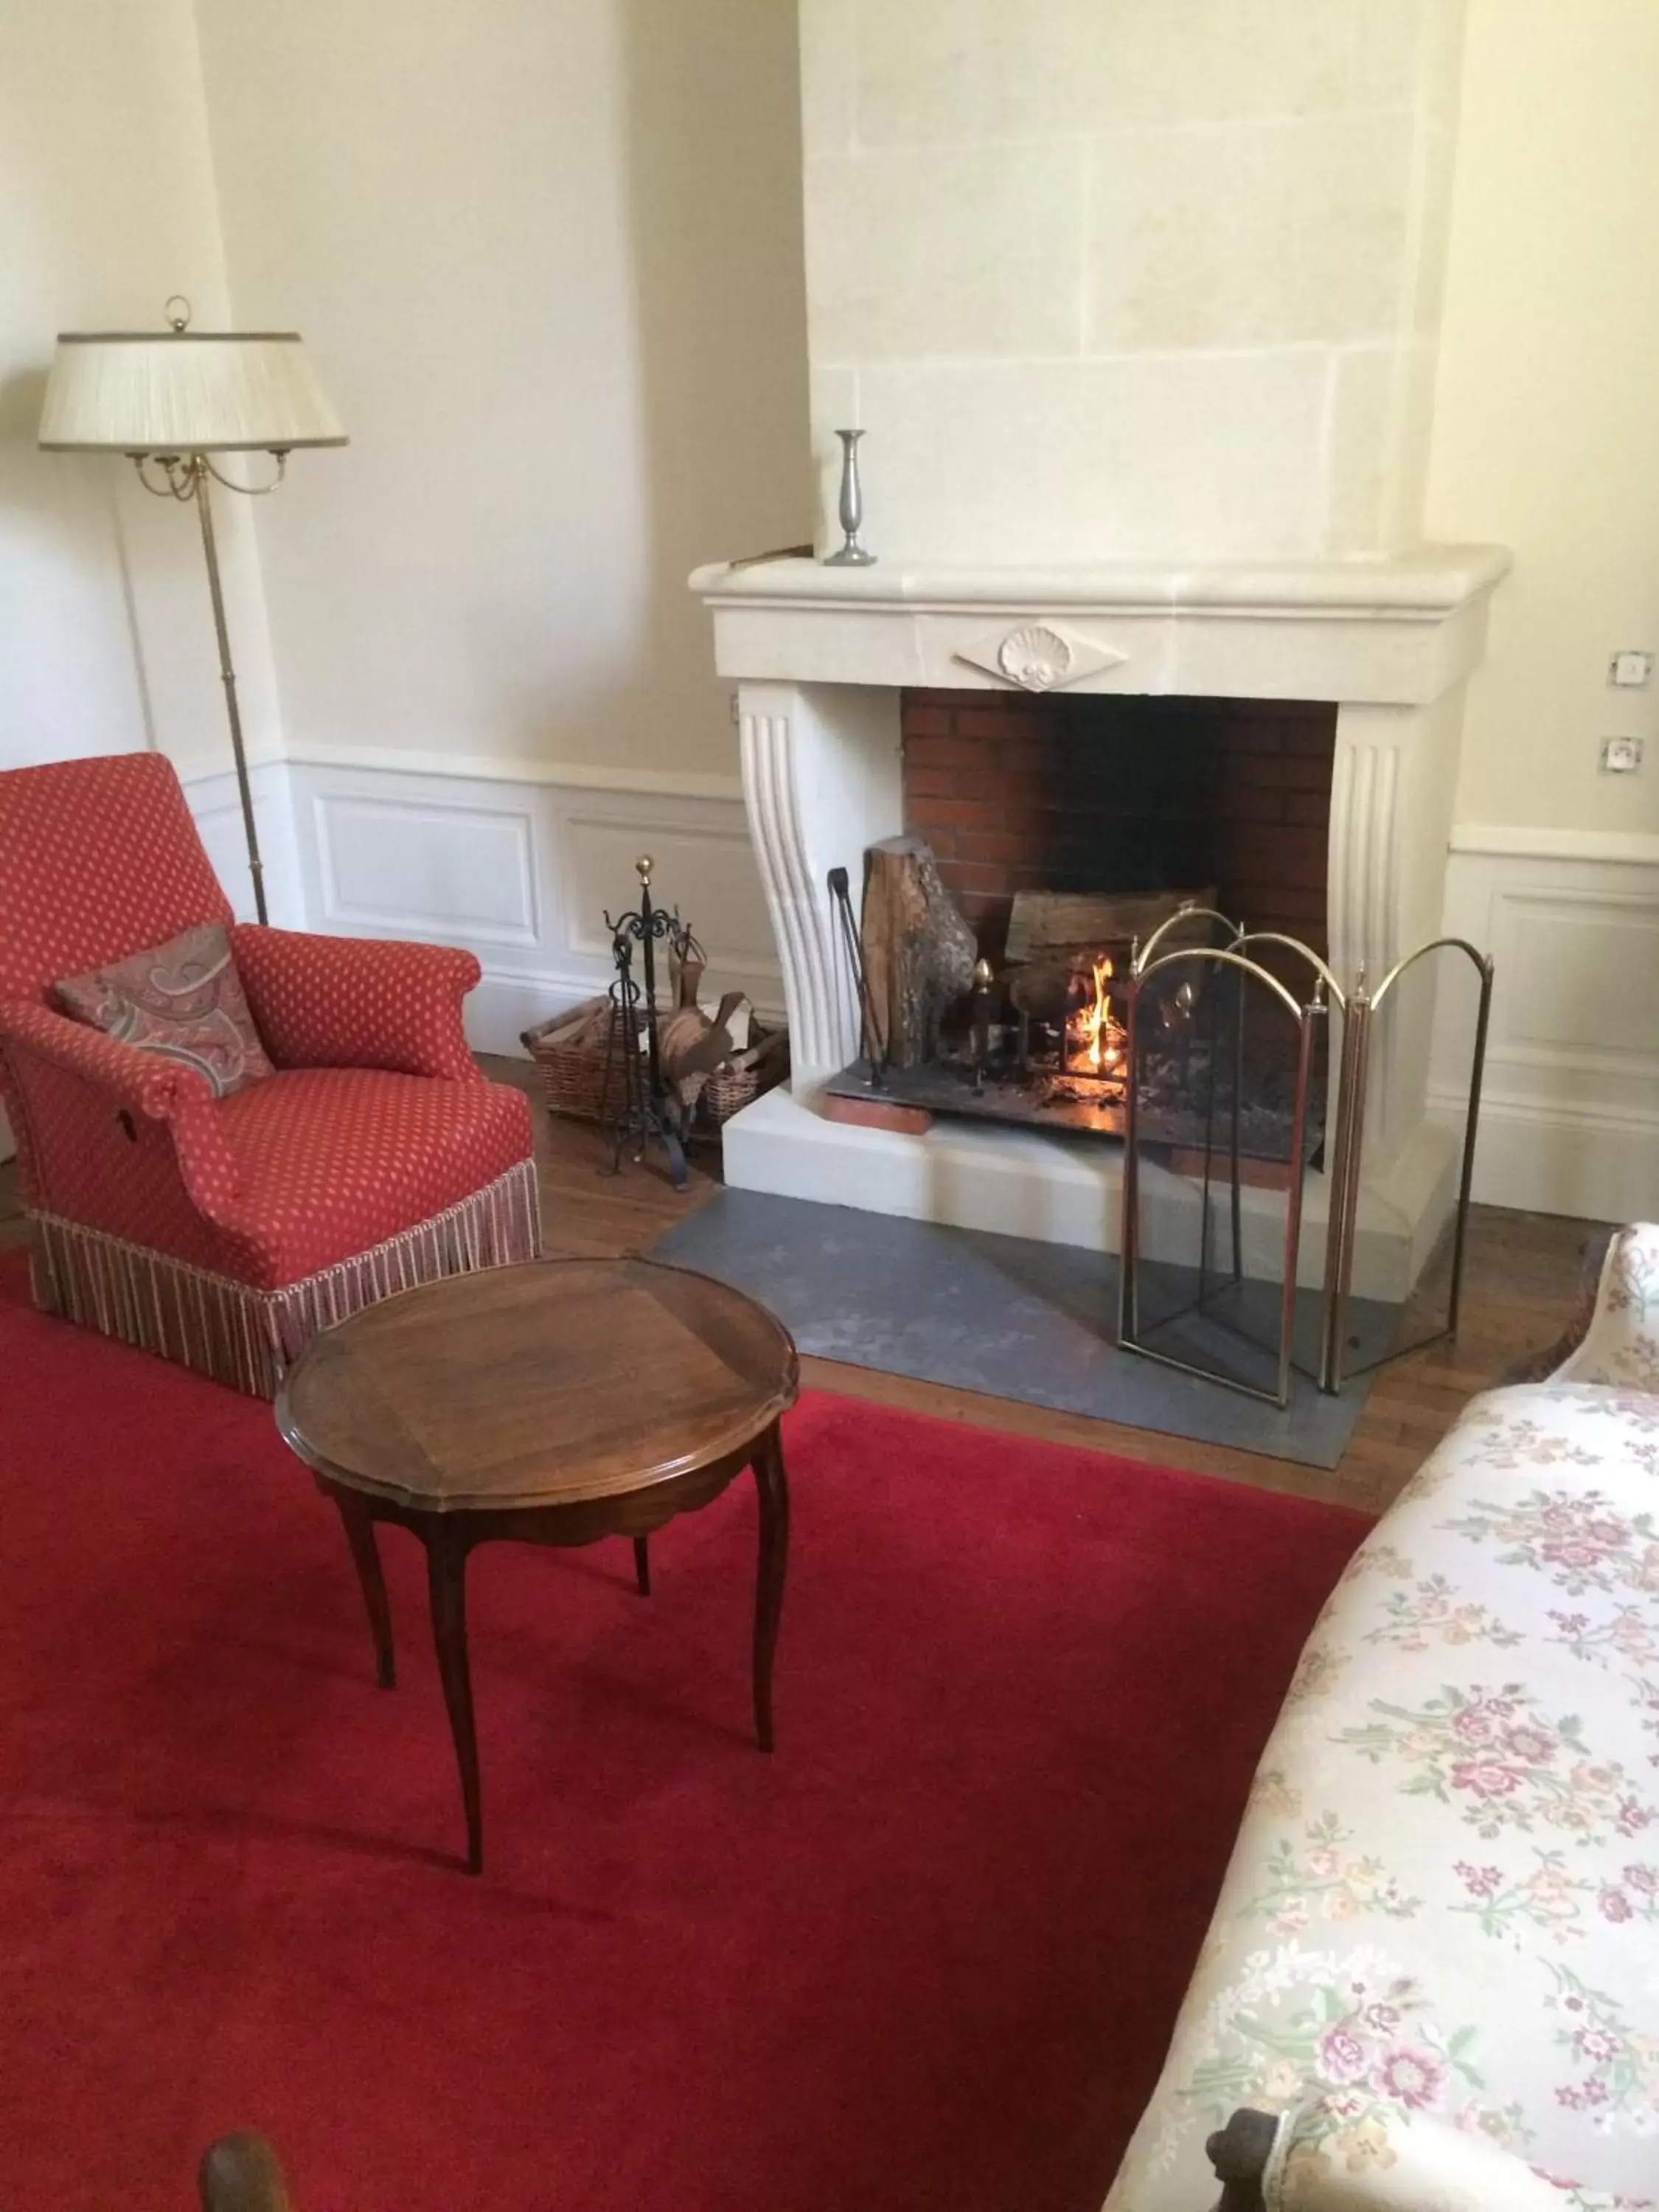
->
xmin=1115 ymin=914 xmax=1493 ymax=1409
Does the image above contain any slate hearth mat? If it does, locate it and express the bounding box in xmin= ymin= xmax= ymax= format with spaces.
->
xmin=650 ymin=1189 xmax=1402 ymax=1469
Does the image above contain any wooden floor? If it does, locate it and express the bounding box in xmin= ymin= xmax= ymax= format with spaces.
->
xmin=0 ymin=1056 xmax=1604 ymax=1518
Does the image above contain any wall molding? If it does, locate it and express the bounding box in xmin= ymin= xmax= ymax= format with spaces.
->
xmin=167 ymin=741 xmax=1657 ymax=1220
xmin=175 ymin=745 xmax=775 ymax=1056
xmin=174 ymin=746 xmax=285 ymax=789
xmin=284 ymin=754 xmax=780 ymax=1059
xmin=1430 ymin=840 xmax=1659 ymax=1220
xmin=1430 ymin=1087 xmax=1659 ymax=1227
xmin=1450 ymin=822 xmax=1659 ymax=866
xmin=280 ymin=740 xmax=745 ymax=804
xmin=17 ymin=742 xmax=1655 ymax=1222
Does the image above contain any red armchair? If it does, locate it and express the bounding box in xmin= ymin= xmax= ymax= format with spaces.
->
xmin=0 ymin=752 xmax=539 ymax=1394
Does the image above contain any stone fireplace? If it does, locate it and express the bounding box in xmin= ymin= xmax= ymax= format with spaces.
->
xmin=690 ymin=1 xmax=1510 ymax=1304
xmin=691 ymin=555 xmax=1506 ymax=1299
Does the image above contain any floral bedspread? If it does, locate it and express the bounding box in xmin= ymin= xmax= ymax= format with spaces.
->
xmin=1105 ymin=1371 xmax=1659 ymax=2212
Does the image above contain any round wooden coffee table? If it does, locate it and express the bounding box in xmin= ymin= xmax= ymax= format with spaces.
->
xmin=275 ymin=1257 xmax=799 ymax=1874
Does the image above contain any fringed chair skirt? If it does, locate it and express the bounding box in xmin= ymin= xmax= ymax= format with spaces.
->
xmin=27 ymin=1158 xmax=542 ymax=1398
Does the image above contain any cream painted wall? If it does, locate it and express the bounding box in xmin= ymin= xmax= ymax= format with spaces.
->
xmin=799 ymin=0 xmax=1465 ymax=566
xmin=190 ymin=0 xmax=810 ymax=782
xmin=0 ymin=0 xmax=281 ymax=785
xmin=1426 ymin=0 xmax=1659 ymax=838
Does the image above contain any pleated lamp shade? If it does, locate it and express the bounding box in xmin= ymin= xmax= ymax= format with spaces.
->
xmin=39 ymin=328 xmax=346 ymax=453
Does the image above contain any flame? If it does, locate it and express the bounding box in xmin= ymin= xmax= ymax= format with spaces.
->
xmin=1067 ymin=954 xmax=1124 ymax=1074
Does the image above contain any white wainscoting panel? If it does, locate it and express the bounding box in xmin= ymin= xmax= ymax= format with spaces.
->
xmin=284 ymin=755 xmax=780 ymax=1057
xmin=313 ymin=793 xmax=539 ymax=947
xmin=1430 ymin=838 xmax=1659 ymax=1221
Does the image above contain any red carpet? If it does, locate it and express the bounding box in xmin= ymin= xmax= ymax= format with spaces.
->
xmin=0 ymin=1249 xmax=1366 ymax=2212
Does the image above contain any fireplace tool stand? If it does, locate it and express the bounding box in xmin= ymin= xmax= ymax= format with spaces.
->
xmin=599 ymin=854 xmax=698 ymax=1191
xmin=1116 ymin=913 xmax=1494 ymax=1409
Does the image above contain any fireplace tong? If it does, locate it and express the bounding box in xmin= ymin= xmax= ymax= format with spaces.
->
xmin=827 ymin=866 xmax=888 ymax=1090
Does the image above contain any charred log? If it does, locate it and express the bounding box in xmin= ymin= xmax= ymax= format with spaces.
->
xmin=861 ymin=836 xmax=977 ymax=1071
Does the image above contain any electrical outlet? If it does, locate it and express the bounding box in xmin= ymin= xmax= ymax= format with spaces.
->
xmin=1610 ymin=650 xmax=1654 ymax=688
xmin=1601 ymin=735 xmax=1645 ymax=774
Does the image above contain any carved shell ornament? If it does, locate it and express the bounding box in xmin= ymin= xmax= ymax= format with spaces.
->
xmin=955 ymin=619 xmax=1129 ymax=693
xmin=997 ymin=624 xmax=1073 ymax=691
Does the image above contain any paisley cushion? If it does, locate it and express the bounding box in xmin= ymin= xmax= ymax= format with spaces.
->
xmin=55 ymin=922 xmax=274 ymax=1099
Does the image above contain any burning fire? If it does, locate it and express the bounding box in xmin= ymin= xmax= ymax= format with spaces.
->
xmin=1067 ymin=955 xmax=1124 ymax=1075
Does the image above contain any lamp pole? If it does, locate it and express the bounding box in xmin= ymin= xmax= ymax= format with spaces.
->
xmin=125 ymin=291 xmax=296 ymax=928
xmin=192 ymin=456 xmax=265 ymax=924
xmin=131 ymin=445 xmax=288 ymax=926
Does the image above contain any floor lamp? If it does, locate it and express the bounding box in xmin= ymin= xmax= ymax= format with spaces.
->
xmin=38 ymin=297 xmax=345 ymax=925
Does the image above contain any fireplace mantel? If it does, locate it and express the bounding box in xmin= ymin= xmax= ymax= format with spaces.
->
xmin=692 ymin=546 xmax=1512 ymax=706
xmin=689 ymin=543 xmax=1513 ymax=1302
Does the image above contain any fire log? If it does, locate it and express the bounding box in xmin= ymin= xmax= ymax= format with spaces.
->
xmin=860 ymin=836 xmax=978 ymax=1070
xmin=1006 ymin=887 xmax=1217 ymax=967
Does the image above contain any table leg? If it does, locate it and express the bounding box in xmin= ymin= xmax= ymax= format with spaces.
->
xmin=633 ymin=1537 xmax=651 ymax=1597
xmin=425 ymin=1526 xmax=483 ymax=1876
xmin=330 ymin=1492 xmax=394 ymax=1689
xmin=750 ymin=1422 xmax=790 ymax=1753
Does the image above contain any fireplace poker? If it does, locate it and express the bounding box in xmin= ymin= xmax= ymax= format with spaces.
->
xmin=827 ymin=865 xmax=887 ymax=1087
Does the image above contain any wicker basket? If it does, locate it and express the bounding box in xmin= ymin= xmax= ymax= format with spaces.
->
xmin=696 ymin=1020 xmax=790 ymax=1128
xmin=520 ymin=997 xmax=643 ymax=1124
xmin=521 ymin=998 xmax=788 ymax=1132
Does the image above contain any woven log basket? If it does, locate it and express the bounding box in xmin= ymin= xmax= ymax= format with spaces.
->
xmin=521 ymin=996 xmax=787 ymax=1130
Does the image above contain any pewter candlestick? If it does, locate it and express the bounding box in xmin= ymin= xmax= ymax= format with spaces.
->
xmin=824 ymin=428 xmax=877 ymax=567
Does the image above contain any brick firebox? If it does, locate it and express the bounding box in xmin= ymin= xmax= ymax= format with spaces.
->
xmin=901 ymin=689 xmax=1338 ymax=964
